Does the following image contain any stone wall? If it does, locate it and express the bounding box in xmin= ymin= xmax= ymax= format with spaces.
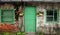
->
xmin=18 ymin=3 xmax=60 ymax=34
xmin=36 ymin=3 xmax=60 ymax=34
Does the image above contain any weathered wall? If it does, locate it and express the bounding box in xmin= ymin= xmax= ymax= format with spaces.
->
xmin=36 ymin=3 xmax=60 ymax=34
xmin=18 ymin=3 xmax=60 ymax=34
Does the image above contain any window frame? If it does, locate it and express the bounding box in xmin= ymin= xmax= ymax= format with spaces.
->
xmin=45 ymin=9 xmax=59 ymax=23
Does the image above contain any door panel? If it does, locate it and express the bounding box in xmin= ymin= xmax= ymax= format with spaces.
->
xmin=24 ymin=6 xmax=36 ymax=32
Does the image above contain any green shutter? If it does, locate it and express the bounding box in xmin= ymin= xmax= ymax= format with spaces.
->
xmin=24 ymin=6 xmax=36 ymax=32
xmin=0 ymin=9 xmax=15 ymax=24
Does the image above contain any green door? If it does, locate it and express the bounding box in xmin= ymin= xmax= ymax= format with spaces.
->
xmin=24 ymin=6 xmax=36 ymax=32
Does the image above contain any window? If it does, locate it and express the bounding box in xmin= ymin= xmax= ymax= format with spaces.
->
xmin=46 ymin=9 xmax=58 ymax=22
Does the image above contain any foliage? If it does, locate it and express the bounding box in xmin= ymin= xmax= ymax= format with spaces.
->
xmin=0 ymin=32 xmax=26 ymax=35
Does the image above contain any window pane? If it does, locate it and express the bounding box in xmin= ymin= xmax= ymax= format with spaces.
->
xmin=54 ymin=10 xmax=57 ymax=21
xmin=47 ymin=17 xmax=53 ymax=21
xmin=46 ymin=10 xmax=53 ymax=21
xmin=47 ymin=10 xmax=53 ymax=16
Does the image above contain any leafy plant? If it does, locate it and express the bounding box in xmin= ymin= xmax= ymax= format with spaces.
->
xmin=3 ymin=32 xmax=9 ymax=35
xmin=16 ymin=32 xmax=26 ymax=35
xmin=0 ymin=32 xmax=3 ymax=35
xmin=16 ymin=32 xmax=21 ymax=35
xmin=21 ymin=32 xmax=26 ymax=35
